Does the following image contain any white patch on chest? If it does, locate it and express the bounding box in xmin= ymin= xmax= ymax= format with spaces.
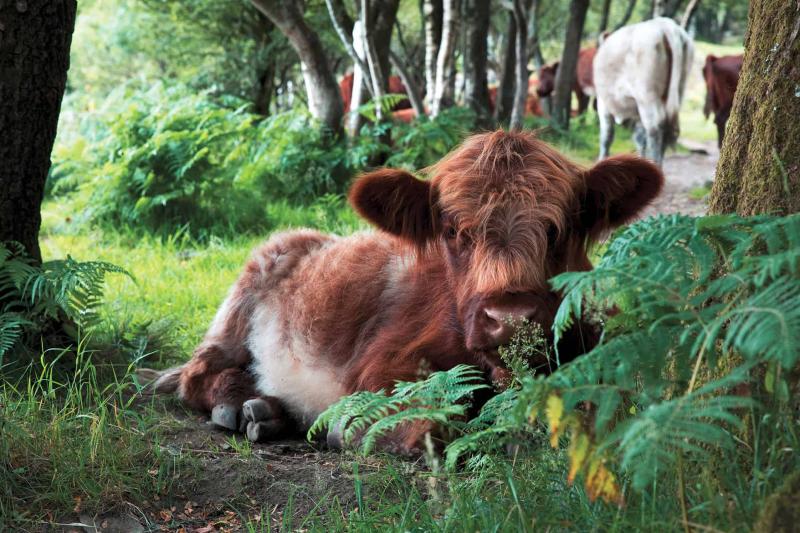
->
xmin=246 ymin=303 xmax=346 ymax=428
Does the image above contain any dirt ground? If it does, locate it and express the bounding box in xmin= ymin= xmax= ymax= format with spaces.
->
xmin=642 ymin=139 xmax=718 ymax=218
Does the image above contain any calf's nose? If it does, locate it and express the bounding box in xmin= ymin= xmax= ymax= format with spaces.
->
xmin=483 ymin=306 xmax=537 ymax=347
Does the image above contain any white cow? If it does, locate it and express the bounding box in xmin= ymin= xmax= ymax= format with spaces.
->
xmin=594 ymin=17 xmax=694 ymax=166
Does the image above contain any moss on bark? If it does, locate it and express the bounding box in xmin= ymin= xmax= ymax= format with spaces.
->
xmin=709 ymin=0 xmax=800 ymax=215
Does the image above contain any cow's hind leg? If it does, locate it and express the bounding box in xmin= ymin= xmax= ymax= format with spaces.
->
xmin=597 ymin=99 xmax=615 ymax=159
xmin=633 ymin=122 xmax=648 ymax=156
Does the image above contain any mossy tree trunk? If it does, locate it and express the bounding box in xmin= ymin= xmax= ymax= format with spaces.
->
xmin=709 ymin=0 xmax=800 ymax=216
xmin=0 ymin=0 xmax=77 ymax=263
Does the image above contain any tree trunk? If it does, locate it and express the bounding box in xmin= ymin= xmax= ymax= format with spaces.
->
xmin=372 ymin=0 xmax=401 ymax=93
xmin=680 ymin=0 xmax=701 ymax=29
xmin=598 ymin=0 xmax=613 ymax=34
xmin=509 ymin=0 xmax=533 ymax=131
xmin=361 ymin=0 xmax=386 ymax=121
xmin=463 ymin=0 xmax=491 ymax=123
xmin=255 ymin=63 xmax=275 ymax=115
xmin=527 ymin=0 xmax=545 ymax=70
xmin=614 ymin=0 xmax=637 ymax=31
xmin=652 ymin=0 xmax=665 ymax=17
xmin=251 ymin=0 xmax=343 ymax=136
xmin=709 ymin=0 xmax=800 ymax=216
xmin=0 ymin=0 xmax=77 ymax=263
xmin=423 ymin=0 xmax=443 ymax=109
xmin=496 ymin=12 xmax=517 ymax=123
xmin=551 ymin=0 xmax=589 ymax=130
xmin=431 ymin=0 xmax=459 ymax=116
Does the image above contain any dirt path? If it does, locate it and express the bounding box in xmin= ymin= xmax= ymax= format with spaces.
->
xmin=642 ymin=140 xmax=718 ymax=218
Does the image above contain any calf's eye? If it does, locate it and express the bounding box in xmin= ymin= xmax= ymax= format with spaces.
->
xmin=446 ymin=226 xmax=458 ymax=240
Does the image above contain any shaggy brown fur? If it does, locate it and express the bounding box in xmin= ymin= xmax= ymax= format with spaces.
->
xmin=151 ymin=130 xmax=663 ymax=452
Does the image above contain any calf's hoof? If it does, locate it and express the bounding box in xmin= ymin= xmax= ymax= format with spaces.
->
xmin=210 ymin=404 xmax=239 ymax=431
xmin=241 ymin=398 xmax=285 ymax=442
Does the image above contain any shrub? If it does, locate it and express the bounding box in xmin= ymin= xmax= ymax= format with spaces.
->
xmin=385 ymin=107 xmax=477 ymax=171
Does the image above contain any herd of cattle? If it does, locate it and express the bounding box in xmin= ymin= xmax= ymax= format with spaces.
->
xmin=340 ymin=17 xmax=742 ymax=162
xmin=146 ymin=18 xmax=743 ymax=452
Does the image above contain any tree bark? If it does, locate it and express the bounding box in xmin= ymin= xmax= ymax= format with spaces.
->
xmin=251 ymin=0 xmax=344 ymax=136
xmin=496 ymin=12 xmax=517 ymax=123
xmin=598 ymin=0 xmax=613 ymax=34
xmin=680 ymin=0 xmax=701 ymax=29
xmin=431 ymin=0 xmax=459 ymax=116
xmin=551 ymin=0 xmax=589 ymax=130
xmin=463 ymin=0 xmax=492 ymax=123
xmin=614 ymin=0 xmax=637 ymax=31
xmin=527 ymin=0 xmax=545 ymax=70
xmin=709 ymin=0 xmax=800 ymax=216
xmin=361 ymin=0 xmax=386 ymax=121
xmin=0 ymin=0 xmax=77 ymax=263
xmin=509 ymin=0 xmax=533 ymax=131
xmin=423 ymin=0 xmax=443 ymax=109
xmin=652 ymin=0 xmax=665 ymax=17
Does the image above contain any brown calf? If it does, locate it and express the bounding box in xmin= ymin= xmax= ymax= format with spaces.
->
xmin=536 ymin=47 xmax=597 ymax=115
xmin=702 ymin=54 xmax=743 ymax=148
xmin=152 ymin=131 xmax=663 ymax=452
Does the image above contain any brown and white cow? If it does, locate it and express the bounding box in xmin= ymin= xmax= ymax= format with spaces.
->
xmin=536 ymin=47 xmax=597 ymax=115
xmin=150 ymin=130 xmax=663 ymax=452
xmin=594 ymin=17 xmax=694 ymax=166
xmin=702 ymin=54 xmax=743 ymax=148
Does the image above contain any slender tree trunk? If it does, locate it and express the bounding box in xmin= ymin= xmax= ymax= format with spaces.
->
xmin=509 ymin=0 xmax=532 ymax=131
xmin=614 ymin=0 xmax=637 ymax=31
xmin=463 ymin=0 xmax=492 ymax=124
xmin=652 ymin=0 xmax=665 ymax=17
xmin=423 ymin=0 xmax=443 ymax=109
xmin=373 ymin=0 xmax=401 ymax=93
xmin=680 ymin=0 xmax=701 ymax=29
xmin=496 ymin=12 xmax=517 ymax=123
xmin=527 ymin=0 xmax=545 ymax=70
xmin=350 ymin=21 xmax=369 ymax=134
xmin=255 ymin=63 xmax=275 ymax=115
xmin=251 ymin=0 xmax=343 ymax=136
xmin=361 ymin=0 xmax=385 ymax=121
xmin=551 ymin=0 xmax=589 ymax=130
xmin=0 ymin=0 xmax=77 ymax=263
xmin=431 ymin=0 xmax=459 ymax=116
xmin=598 ymin=0 xmax=613 ymax=34
xmin=709 ymin=0 xmax=800 ymax=215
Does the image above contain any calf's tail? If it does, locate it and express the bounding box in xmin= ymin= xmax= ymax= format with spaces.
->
xmin=136 ymin=365 xmax=183 ymax=395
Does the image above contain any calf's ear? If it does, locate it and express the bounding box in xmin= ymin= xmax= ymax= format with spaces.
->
xmin=579 ymin=155 xmax=664 ymax=239
xmin=349 ymin=168 xmax=436 ymax=243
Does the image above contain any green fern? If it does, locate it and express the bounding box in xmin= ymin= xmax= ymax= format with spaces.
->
xmin=0 ymin=242 xmax=130 ymax=359
xmin=308 ymin=364 xmax=488 ymax=453
xmin=308 ymin=213 xmax=800 ymax=500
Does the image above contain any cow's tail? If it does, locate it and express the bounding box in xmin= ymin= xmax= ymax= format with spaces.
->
xmin=664 ymin=24 xmax=694 ymax=148
xmin=136 ymin=365 xmax=184 ymax=396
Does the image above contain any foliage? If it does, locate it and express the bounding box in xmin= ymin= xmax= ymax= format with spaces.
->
xmin=385 ymin=107 xmax=477 ymax=171
xmin=310 ymin=213 xmax=800 ymax=510
xmin=0 ymin=242 xmax=129 ymax=362
xmin=308 ymin=365 xmax=489 ymax=454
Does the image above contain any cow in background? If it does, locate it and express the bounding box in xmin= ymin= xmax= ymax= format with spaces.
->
xmin=702 ymin=54 xmax=743 ymax=148
xmin=536 ymin=47 xmax=597 ymax=115
xmin=340 ymin=72 xmax=411 ymax=114
xmin=147 ymin=131 xmax=663 ymax=453
xmin=593 ymin=17 xmax=694 ymax=166
xmin=488 ymin=78 xmax=544 ymax=118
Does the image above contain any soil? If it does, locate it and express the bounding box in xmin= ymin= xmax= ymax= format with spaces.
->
xmin=58 ymin=141 xmax=720 ymax=533
xmin=642 ymin=140 xmax=718 ymax=219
